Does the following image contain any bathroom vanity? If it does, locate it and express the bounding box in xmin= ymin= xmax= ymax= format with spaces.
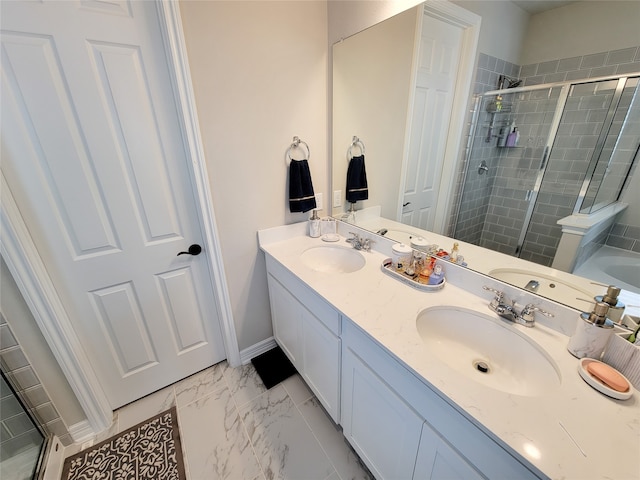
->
xmin=258 ymin=222 xmax=639 ymax=480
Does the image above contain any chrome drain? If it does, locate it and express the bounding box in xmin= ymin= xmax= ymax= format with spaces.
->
xmin=474 ymin=360 xmax=490 ymax=374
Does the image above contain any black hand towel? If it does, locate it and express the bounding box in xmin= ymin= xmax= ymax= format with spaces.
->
xmin=346 ymin=154 xmax=368 ymax=203
xmin=289 ymin=159 xmax=317 ymax=213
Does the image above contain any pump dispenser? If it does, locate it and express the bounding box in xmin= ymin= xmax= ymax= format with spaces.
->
xmin=308 ymin=210 xmax=320 ymax=238
xmin=567 ymin=301 xmax=614 ymax=359
xmin=595 ymin=285 xmax=625 ymax=323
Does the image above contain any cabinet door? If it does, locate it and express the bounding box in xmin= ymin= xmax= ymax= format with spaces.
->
xmin=267 ymin=274 xmax=301 ymax=365
xmin=414 ymin=421 xmax=484 ymax=480
xmin=301 ymin=306 xmax=340 ymax=422
xmin=342 ymin=347 xmax=423 ymax=480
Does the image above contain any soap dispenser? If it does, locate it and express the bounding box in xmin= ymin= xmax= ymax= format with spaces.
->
xmin=595 ymin=285 xmax=625 ymax=323
xmin=567 ymin=301 xmax=614 ymax=359
xmin=308 ymin=210 xmax=320 ymax=238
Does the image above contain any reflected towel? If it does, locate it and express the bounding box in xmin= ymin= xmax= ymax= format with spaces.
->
xmin=289 ymin=159 xmax=317 ymax=213
xmin=346 ymin=154 xmax=368 ymax=203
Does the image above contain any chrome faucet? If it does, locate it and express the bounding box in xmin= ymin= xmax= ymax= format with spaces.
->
xmin=347 ymin=232 xmax=373 ymax=252
xmin=482 ymin=286 xmax=553 ymax=327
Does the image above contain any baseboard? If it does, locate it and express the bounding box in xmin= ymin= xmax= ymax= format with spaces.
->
xmin=240 ymin=337 xmax=277 ymax=365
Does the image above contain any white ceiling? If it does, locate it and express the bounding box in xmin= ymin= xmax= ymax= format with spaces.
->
xmin=512 ymin=0 xmax=576 ymax=14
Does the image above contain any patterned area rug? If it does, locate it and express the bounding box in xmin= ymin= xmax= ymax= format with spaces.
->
xmin=62 ymin=407 xmax=186 ymax=480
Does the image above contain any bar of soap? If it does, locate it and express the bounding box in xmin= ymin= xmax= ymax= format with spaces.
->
xmin=587 ymin=362 xmax=629 ymax=392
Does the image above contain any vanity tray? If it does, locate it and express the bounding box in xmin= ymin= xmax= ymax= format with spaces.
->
xmin=381 ymin=258 xmax=445 ymax=292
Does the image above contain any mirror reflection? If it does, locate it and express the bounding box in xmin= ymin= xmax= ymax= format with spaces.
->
xmin=331 ymin=1 xmax=640 ymax=311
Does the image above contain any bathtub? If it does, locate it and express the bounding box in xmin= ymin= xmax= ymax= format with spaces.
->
xmin=573 ymin=245 xmax=640 ymax=295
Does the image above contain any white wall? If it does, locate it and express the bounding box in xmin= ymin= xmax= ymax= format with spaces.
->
xmin=453 ymin=0 xmax=529 ymax=64
xmin=522 ymin=1 xmax=640 ymax=65
xmin=179 ymin=1 xmax=328 ymax=351
xmin=328 ymin=0 xmax=422 ymax=45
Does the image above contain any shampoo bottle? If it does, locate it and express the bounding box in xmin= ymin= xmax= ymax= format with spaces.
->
xmin=506 ymin=122 xmax=518 ymax=147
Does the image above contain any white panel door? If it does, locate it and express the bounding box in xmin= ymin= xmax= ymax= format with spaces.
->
xmin=402 ymin=13 xmax=463 ymax=230
xmin=1 ymin=0 xmax=225 ymax=408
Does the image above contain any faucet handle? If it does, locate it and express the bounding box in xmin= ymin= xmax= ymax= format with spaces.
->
xmin=520 ymin=304 xmax=554 ymax=323
xmin=482 ymin=285 xmax=505 ymax=306
xmin=521 ymin=304 xmax=553 ymax=316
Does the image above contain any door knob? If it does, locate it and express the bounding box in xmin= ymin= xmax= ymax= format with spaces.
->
xmin=177 ymin=244 xmax=202 ymax=256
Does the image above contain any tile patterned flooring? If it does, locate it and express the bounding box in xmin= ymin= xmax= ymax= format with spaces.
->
xmin=65 ymin=362 xmax=372 ymax=480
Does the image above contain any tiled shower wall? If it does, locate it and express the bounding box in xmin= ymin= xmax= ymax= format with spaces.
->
xmin=450 ymin=53 xmax=519 ymax=244
xmin=0 ymin=313 xmax=73 ymax=447
xmin=451 ymin=46 xmax=640 ymax=265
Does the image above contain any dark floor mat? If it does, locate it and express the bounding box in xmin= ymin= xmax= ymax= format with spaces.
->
xmin=251 ymin=345 xmax=297 ymax=389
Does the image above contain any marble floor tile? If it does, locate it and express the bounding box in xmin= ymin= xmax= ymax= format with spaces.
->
xmin=179 ymin=386 xmax=262 ymax=480
xmin=64 ymin=362 xmax=369 ymax=480
xmin=239 ymin=385 xmax=335 ymax=480
xmin=223 ymin=362 xmax=267 ymax=408
xmin=116 ymin=385 xmax=175 ymax=433
xmin=281 ymin=374 xmax=313 ymax=405
xmin=297 ymin=397 xmax=372 ymax=480
xmin=175 ymin=362 xmax=227 ymax=408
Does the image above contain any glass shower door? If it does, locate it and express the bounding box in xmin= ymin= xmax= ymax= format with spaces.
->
xmin=454 ymin=86 xmax=563 ymax=256
xmin=0 ymin=370 xmax=46 ymax=480
xmin=518 ymin=76 xmax=639 ymax=266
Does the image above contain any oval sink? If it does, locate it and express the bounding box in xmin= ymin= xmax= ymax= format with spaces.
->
xmin=300 ymin=246 xmax=366 ymax=273
xmin=416 ymin=306 xmax=561 ymax=396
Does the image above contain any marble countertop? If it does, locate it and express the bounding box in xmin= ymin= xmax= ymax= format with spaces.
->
xmin=258 ymin=222 xmax=640 ymax=480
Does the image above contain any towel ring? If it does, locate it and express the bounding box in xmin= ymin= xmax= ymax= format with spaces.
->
xmin=348 ymin=136 xmax=365 ymax=159
xmin=286 ymin=136 xmax=311 ymax=165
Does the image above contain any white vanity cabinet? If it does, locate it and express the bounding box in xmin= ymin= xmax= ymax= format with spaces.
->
xmin=265 ymin=256 xmax=341 ymax=423
xmin=341 ymin=321 xmax=542 ymax=480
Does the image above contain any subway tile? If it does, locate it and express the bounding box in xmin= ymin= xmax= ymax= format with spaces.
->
xmin=486 ymin=55 xmax=497 ymax=71
xmin=478 ymin=53 xmax=489 ymax=69
xmin=625 ymin=225 xmax=640 ymax=241
xmin=524 ymin=75 xmax=545 ymax=86
xmin=23 ymin=385 xmax=50 ymax=408
xmin=565 ymin=70 xmax=588 ymax=81
xmin=606 ymin=47 xmax=638 ymax=65
xmin=607 ymin=235 xmax=635 ymax=250
xmin=557 ymin=56 xmax=582 ymax=72
xmin=590 ymin=65 xmax=618 ymax=77
xmin=10 ymin=367 xmax=40 ymax=390
xmin=34 ymin=402 xmax=60 ymax=424
xmin=537 ymin=60 xmax=559 ymax=75
xmin=0 ymin=324 xmax=18 ymax=350
xmin=617 ymin=61 xmax=640 ymax=74
xmin=544 ymin=72 xmax=567 ymax=84
xmin=0 ymin=347 xmax=30 ymax=371
xmin=580 ymin=52 xmax=607 ymax=69
xmin=520 ymin=64 xmax=537 ymax=77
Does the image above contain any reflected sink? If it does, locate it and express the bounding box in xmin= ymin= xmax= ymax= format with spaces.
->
xmin=300 ymin=246 xmax=366 ymax=273
xmin=416 ymin=306 xmax=561 ymax=396
xmin=489 ymin=268 xmax=594 ymax=309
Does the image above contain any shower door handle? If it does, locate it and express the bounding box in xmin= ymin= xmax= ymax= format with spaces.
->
xmin=540 ymin=146 xmax=549 ymax=170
